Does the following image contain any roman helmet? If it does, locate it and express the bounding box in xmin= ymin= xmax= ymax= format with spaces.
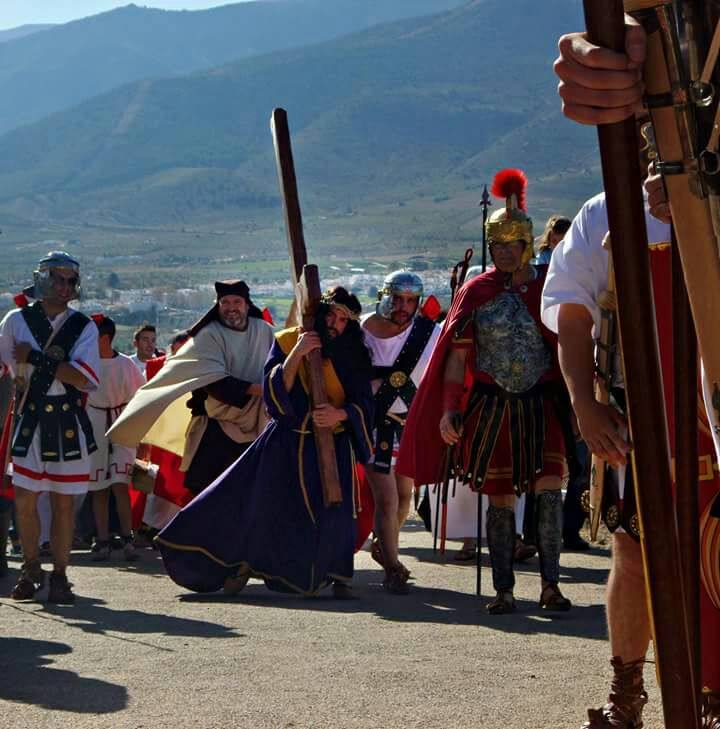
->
xmin=376 ymin=270 xmax=424 ymax=319
xmin=485 ymin=168 xmax=534 ymax=268
xmin=32 ymin=251 xmax=81 ymax=301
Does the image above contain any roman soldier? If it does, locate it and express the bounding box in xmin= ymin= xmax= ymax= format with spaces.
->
xmin=397 ymin=169 xmax=571 ymax=614
xmin=0 ymin=251 xmax=100 ymax=604
xmin=362 ymin=271 xmax=441 ymax=593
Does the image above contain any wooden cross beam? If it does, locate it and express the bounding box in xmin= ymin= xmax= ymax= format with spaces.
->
xmin=271 ymin=107 xmax=342 ymax=508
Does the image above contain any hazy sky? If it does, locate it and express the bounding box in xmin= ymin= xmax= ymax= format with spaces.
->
xmin=0 ymin=2 xmax=253 ymax=30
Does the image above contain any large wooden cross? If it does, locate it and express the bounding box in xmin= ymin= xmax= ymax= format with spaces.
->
xmin=270 ymin=107 xmax=342 ymax=508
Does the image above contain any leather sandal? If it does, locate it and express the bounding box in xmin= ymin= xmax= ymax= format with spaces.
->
xmin=540 ymin=583 xmax=571 ymax=612
xmin=581 ymin=657 xmax=647 ymax=728
xmin=372 ymin=535 xmax=411 ymax=580
xmin=47 ymin=571 xmax=75 ymax=604
xmin=703 ymin=691 xmax=720 ymax=729
xmin=486 ymin=590 xmax=516 ymax=615
xmin=10 ymin=559 xmax=45 ymax=601
xmin=382 ymin=565 xmax=410 ymax=595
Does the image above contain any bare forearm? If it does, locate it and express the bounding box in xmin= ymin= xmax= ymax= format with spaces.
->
xmin=56 ymin=362 xmax=91 ymax=389
xmin=557 ymin=304 xmax=595 ymax=410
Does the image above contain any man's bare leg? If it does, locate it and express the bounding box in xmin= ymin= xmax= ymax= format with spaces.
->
xmin=10 ymin=487 xmax=45 ymax=599
xmin=47 ymin=492 xmax=78 ymax=603
xmin=111 ymin=483 xmax=133 ymax=537
xmin=581 ymin=533 xmax=649 ymax=728
xmin=14 ymin=487 xmax=40 ymax=563
xmin=367 ymin=469 xmax=400 ymax=569
xmin=396 ymin=473 xmax=414 ymax=529
xmin=111 ymin=483 xmax=138 ymax=561
xmin=366 ymin=468 xmax=409 ymax=593
xmin=607 ymin=533 xmax=651 ymax=661
xmin=92 ymin=488 xmax=111 ymax=541
xmin=49 ymin=492 xmax=74 ymax=574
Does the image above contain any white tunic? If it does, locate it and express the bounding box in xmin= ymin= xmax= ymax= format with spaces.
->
xmin=87 ymin=352 xmax=145 ymax=491
xmin=362 ymin=316 xmax=441 ymax=414
xmin=0 ymin=306 xmax=100 ymax=495
xmin=542 ymin=191 xmax=670 ymax=388
xmin=362 ymin=316 xmax=441 ymax=468
xmin=129 ymin=353 xmax=147 ymax=379
xmin=541 ymin=191 xmax=720 ymax=473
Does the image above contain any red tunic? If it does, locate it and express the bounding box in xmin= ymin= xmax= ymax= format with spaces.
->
xmin=649 ymin=244 xmax=720 ymax=693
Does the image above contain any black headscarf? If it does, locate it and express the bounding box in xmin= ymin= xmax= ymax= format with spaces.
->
xmin=188 ymin=279 xmax=263 ymax=337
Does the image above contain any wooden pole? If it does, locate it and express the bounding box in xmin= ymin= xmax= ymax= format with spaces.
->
xmin=582 ymin=3 xmax=700 ymax=726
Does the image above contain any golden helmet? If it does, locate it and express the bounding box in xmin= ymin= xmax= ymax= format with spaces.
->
xmin=485 ymin=168 xmax=534 ymax=267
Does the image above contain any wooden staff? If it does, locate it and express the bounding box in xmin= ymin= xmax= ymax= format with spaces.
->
xmin=270 ymin=107 xmax=342 ymax=508
xmin=583 ymin=2 xmax=700 ymax=727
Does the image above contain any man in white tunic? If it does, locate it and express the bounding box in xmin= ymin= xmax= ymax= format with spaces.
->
xmin=362 ymin=271 xmax=441 ymax=594
xmin=109 ymin=280 xmax=274 ymax=497
xmin=0 ymin=252 xmax=100 ymax=604
xmin=86 ymin=315 xmax=144 ymax=561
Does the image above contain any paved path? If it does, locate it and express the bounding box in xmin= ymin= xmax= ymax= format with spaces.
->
xmin=0 ymin=520 xmax=663 ymax=729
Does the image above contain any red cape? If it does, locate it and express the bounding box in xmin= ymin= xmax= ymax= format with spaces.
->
xmin=396 ymin=265 xmax=557 ymax=485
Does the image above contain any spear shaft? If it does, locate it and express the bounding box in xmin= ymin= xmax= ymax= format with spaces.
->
xmin=582 ymin=3 xmax=699 ymax=726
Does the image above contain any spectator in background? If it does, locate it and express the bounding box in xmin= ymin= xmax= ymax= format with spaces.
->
xmin=86 ymin=315 xmax=144 ymax=562
xmin=130 ymin=324 xmax=157 ymax=378
xmin=535 ymin=215 xmax=571 ymax=265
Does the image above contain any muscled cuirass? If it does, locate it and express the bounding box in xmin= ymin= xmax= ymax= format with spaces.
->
xmin=473 ymin=292 xmax=551 ymax=393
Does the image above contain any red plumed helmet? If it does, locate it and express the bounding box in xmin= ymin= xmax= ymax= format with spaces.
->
xmin=491 ymin=168 xmax=528 ymax=212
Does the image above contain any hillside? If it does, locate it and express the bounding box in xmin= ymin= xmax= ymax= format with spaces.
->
xmin=0 ymin=0 xmax=465 ymax=134
xmin=0 ymin=0 xmax=599 ymax=231
xmin=0 ymin=24 xmax=54 ymax=43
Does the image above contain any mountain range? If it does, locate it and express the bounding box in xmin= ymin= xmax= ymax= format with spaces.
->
xmin=0 ymin=24 xmax=54 ymax=44
xmin=0 ymin=0 xmax=465 ymax=135
xmin=0 ymin=0 xmax=600 ymax=231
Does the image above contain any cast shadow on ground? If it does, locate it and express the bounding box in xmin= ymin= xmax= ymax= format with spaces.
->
xmin=70 ymin=548 xmax=170 ymax=577
xmin=0 ymin=578 xmax=241 ymax=650
xmin=0 ymin=637 xmax=128 ymax=713
xmin=401 ymin=544 xmax=610 ymax=586
xmin=177 ymin=569 xmax=607 ymax=641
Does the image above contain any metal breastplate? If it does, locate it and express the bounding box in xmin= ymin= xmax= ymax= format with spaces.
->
xmin=474 ymin=292 xmax=551 ymax=393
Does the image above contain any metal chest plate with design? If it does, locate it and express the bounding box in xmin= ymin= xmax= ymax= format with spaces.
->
xmin=473 ymin=292 xmax=551 ymax=393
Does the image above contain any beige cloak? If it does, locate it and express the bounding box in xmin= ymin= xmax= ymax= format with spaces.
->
xmin=108 ymin=317 xmax=275 ymax=465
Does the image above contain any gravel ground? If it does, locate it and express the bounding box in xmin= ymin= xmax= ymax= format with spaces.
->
xmin=0 ymin=519 xmax=664 ymax=729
